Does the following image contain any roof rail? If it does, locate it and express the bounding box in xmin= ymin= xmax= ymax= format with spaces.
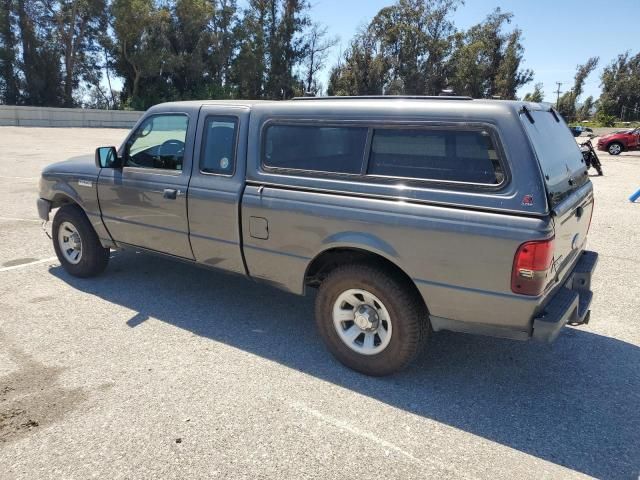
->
xmin=291 ymin=95 xmax=473 ymax=101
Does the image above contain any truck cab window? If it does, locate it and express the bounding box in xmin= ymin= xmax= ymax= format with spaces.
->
xmin=200 ymin=117 xmax=238 ymax=175
xmin=125 ymin=114 xmax=188 ymax=170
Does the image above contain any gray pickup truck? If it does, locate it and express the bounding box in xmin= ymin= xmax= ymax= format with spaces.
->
xmin=38 ymin=96 xmax=598 ymax=375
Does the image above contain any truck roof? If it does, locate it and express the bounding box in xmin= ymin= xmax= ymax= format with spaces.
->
xmin=151 ymin=99 xmax=275 ymax=108
xmin=151 ymin=97 xmax=553 ymax=114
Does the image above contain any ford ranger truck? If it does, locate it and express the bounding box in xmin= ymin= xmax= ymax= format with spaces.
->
xmin=37 ymin=97 xmax=598 ymax=376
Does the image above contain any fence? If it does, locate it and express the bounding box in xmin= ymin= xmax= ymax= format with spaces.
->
xmin=0 ymin=106 xmax=143 ymax=128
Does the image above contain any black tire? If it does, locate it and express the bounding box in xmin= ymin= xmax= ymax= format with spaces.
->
xmin=315 ymin=263 xmax=429 ymax=376
xmin=52 ymin=204 xmax=109 ymax=278
xmin=608 ymin=142 xmax=623 ymax=155
xmin=590 ymin=153 xmax=604 ymax=176
xmin=595 ymin=164 xmax=604 ymax=176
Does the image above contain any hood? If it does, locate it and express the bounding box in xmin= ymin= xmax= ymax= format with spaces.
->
xmin=599 ymin=132 xmax=618 ymax=141
xmin=602 ymin=129 xmax=632 ymax=139
xmin=42 ymin=154 xmax=99 ymax=178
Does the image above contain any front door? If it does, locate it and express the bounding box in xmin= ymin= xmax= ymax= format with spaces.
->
xmin=97 ymin=112 xmax=195 ymax=259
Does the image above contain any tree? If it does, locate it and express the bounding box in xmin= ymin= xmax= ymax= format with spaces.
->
xmin=265 ymin=0 xmax=309 ymax=99
xmin=368 ymin=0 xmax=460 ymax=95
xmin=166 ymin=0 xmax=215 ymax=99
xmin=15 ymin=0 xmax=64 ymax=106
xmin=209 ymin=0 xmax=238 ymax=93
xmin=422 ymin=0 xmax=459 ymax=95
xmin=522 ymin=82 xmax=543 ymax=102
xmin=598 ymin=51 xmax=640 ymax=119
xmin=327 ymin=31 xmax=387 ymax=96
xmin=0 ymin=0 xmax=21 ymax=104
xmin=43 ymin=0 xmax=108 ymax=107
xmin=557 ymin=56 xmax=598 ymax=120
xmin=231 ymin=0 xmax=308 ymax=99
xmin=493 ymin=29 xmax=532 ymax=99
xmin=2 ymin=0 xmax=544 ymax=107
xmin=231 ymin=0 xmax=269 ymax=99
xmin=576 ymin=96 xmax=595 ymax=120
xmin=369 ymin=1 xmax=428 ymax=94
xmin=110 ymin=0 xmax=172 ymax=108
xmin=447 ymin=8 xmax=532 ymax=99
xmin=302 ymin=23 xmax=338 ymax=95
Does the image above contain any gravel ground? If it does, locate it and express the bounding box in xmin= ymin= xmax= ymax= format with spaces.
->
xmin=0 ymin=127 xmax=638 ymax=480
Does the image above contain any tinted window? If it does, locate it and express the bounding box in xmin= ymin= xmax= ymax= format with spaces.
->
xmin=126 ymin=114 xmax=188 ymax=170
xmin=521 ymin=111 xmax=587 ymax=205
xmin=263 ymin=125 xmax=368 ymax=174
xmin=368 ymin=128 xmax=504 ymax=184
xmin=200 ymin=116 xmax=238 ymax=175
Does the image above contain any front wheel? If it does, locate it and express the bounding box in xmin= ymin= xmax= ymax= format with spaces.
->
xmin=52 ymin=205 xmax=110 ymax=277
xmin=315 ymin=263 xmax=429 ymax=376
xmin=589 ymin=153 xmax=604 ymax=176
xmin=608 ymin=142 xmax=623 ymax=155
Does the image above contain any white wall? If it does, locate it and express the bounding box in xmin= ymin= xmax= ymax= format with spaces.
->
xmin=0 ymin=106 xmax=143 ymax=128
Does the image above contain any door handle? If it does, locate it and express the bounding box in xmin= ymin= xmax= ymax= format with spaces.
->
xmin=163 ymin=188 xmax=178 ymax=200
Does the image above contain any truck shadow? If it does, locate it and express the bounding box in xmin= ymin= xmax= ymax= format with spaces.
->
xmin=51 ymin=251 xmax=639 ymax=479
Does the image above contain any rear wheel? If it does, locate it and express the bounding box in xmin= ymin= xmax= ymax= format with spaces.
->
xmin=315 ymin=263 xmax=429 ymax=376
xmin=52 ymin=205 xmax=109 ymax=277
xmin=608 ymin=142 xmax=622 ymax=155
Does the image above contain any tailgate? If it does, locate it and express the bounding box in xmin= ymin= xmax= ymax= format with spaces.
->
xmin=519 ymin=107 xmax=595 ymax=291
xmin=549 ymin=183 xmax=594 ymax=286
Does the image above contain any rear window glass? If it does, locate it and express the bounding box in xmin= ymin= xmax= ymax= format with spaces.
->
xmin=263 ymin=125 xmax=368 ymax=174
xmin=520 ymin=110 xmax=588 ymax=205
xmin=367 ymin=128 xmax=504 ymax=184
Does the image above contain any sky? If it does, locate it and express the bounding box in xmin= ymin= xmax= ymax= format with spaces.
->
xmin=308 ymin=0 xmax=640 ymax=102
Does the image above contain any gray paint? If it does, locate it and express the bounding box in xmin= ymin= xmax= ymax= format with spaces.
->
xmin=39 ymin=154 xmax=111 ymax=241
xmin=241 ymin=184 xmax=550 ymax=332
xmin=186 ymin=104 xmax=251 ymax=274
xmin=38 ymin=97 xmax=596 ymax=340
xmin=97 ymin=103 xmax=200 ymax=258
xmin=246 ymin=98 xmax=549 ymax=216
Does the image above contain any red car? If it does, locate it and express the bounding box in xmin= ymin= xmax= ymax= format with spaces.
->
xmin=597 ymin=127 xmax=640 ymax=155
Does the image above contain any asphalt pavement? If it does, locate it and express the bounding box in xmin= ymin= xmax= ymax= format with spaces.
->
xmin=0 ymin=127 xmax=639 ymax=479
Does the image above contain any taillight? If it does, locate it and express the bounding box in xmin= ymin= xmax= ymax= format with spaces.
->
xmin=511 ymin=238 xmax=555 ymax=296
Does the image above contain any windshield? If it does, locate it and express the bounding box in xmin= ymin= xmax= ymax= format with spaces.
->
xmin=521 ymin=110 xmax=588 ymax=207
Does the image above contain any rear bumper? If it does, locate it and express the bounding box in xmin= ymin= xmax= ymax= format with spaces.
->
xmin=532 ymin=250 xmax=598 ymax=342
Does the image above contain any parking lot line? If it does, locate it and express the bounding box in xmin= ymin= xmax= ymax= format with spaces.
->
xmin=290 ymin=402 xmax=480 ymax=480
xmin=0 ymin=216 xmax=42 ymax=223
xmin=0 ymin=257 xmax=58 ymax=273
xmin=0 ymin=175 xmax=39 ymax=181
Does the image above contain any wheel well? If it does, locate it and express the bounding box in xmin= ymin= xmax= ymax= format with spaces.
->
xmin=305 ymin=248 xmax=423 ymax=300
xmin=50 ymin=193 xmax=76 ymax=209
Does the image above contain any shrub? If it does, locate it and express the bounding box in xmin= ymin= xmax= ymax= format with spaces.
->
xmin=595 ymin=111 xmax=616 ymax=127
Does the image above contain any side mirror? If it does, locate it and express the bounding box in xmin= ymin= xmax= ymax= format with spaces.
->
xmin=95 ymin=146 xmax=120 ymax=168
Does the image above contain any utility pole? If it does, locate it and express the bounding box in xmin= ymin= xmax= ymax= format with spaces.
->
xmin=555 ymin=82 xmax=562 ymax=110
